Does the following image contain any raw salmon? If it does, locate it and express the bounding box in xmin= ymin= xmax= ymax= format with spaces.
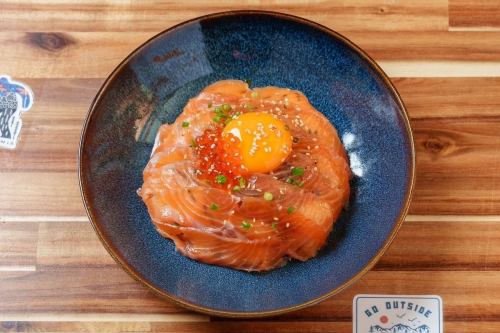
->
xmin=139 ymin=80 xmax=350 ymax=271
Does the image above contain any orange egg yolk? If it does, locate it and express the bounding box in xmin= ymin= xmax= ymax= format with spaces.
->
xmin=222 ymin=112 xmax=292 ymax=173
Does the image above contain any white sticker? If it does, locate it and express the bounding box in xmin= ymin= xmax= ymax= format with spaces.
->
xmin=0 ymin=75 xmax=34 ymax=149
xmin=353 ymin=295 xmax=443 ymax=333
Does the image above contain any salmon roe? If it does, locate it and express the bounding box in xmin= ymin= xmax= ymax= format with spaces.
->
xmin=194 ymin=128 xmax=245 ymax=189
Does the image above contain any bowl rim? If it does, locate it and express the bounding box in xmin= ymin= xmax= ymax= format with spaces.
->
xmin=78 ymin=9 xmax=416 ymax=318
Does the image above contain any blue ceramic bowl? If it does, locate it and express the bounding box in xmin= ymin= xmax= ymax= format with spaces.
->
xmin=79 ymin=11 xmax=415 ymax=317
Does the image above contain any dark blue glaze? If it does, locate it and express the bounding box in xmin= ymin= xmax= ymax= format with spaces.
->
xmin=80 ymin=11 xmax=414 ymax=316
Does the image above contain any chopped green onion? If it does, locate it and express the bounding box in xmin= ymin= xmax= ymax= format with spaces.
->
xmin=232 ymin=112 xmax=241 ymax=119
xmin=287 ymin=206 xmax=296 ymax=214
xmin=263 ymin=192 xmax=273 ymax=201
xmin=208 ymin=102 xmax=213 ymax=108
xmin=241 ymin=220 xmax=251 ymax=230
xmin=245 ymin=103 xmax=253 ymax=110
xmin=232 ymin=185 xmax=241 ymax=192
xmin=210 ymin=203 xmax=219 ymax=211
xmin=214 ymin=106 xmax=222 ymax=114
xmin=182 ymin=121 xmax=189 ymax=128
xmin=271 ymin=222 xmax=278 ymax=229
xmin=215 ymin=174 xmax=227 ymax=184
xmin=222 ymin=104 xmax=232 ymax=111
xmin=291 ymin=167 xmax=304 ymax=176
xmin=239 ymin=177 xmax=246 ymax=188
xmin=189 ymin=139 xmax=197 ymax=148
xmin=213 ymin=115 xmax=223 ymax=123
xmin=286 ymin=177 xmax=304 ymax=187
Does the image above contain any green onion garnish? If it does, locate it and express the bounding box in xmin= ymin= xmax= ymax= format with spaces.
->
xmin=287 ymin=206 xmax=296 ymax=214
xmin=291 ymin=167 xmax=304 ymax=176
xmin=233 ymin=185 xmax=241 ymax=192
xmin=208 ymin=102 xmax=212 ymax=108
xmin=210 ymin=203 xmax=219 ymax=211
xmin=271 ymin=222 xmax=278 ymax=229
xmin=222 ymin=104 xmax=231 ymax=111
xmin=286 ymin=177 xmax=304 ymax=187
xmin=241 ymin=220 xmax=251 ymax=230
xmin=263 ymin=192 xmax=273 ymax=201
xmin=182 ymin=121 xmax=189 ymax=128
xmin=215 ymin=174 xmax=227 ymax=184
xmin=239 ymin=177 xmax=246 ymax=188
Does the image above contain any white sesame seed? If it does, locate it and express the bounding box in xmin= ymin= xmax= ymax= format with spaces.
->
xmin=314 ymin=145 xmax=319 ymax=149
xmin=273 ymin=217 xmax=279 ymax=221
xmin=267 ymin=236 xmax=271 ymax=240
xmin=286 ymin=223 xmax=290 ymax=228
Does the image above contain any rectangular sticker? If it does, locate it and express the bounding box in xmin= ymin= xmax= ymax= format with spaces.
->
xmin=353 ymin=295 xmax=443 ymax=333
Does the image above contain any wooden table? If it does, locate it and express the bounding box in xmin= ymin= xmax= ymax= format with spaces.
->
xmin=1 ymin=1 xmax=500 ymax=332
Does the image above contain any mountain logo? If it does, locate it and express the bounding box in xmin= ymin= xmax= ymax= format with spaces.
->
xmin=353 ymin=295 xmax=443 ymax=333
xmin=369 ymin=324 xmax=430 ymax=333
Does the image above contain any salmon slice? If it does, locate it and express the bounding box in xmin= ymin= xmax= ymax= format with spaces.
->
xmin=139 ymin=80 xmax=350 ymax=271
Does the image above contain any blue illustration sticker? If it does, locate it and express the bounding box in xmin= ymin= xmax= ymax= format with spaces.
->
xmin=353 ymin=295 xmax=443 ymax=333
xmin=0 ymin=75 xmax=34 ymax=149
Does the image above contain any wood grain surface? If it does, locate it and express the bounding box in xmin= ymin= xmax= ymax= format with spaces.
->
xmin=0 ymin=0 xmax=499 ymax=332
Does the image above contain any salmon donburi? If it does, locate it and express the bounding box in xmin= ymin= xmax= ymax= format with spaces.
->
xmin=139 ymin=80 xmax=351 ymax=272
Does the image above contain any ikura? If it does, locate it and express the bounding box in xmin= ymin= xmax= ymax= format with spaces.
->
xmin=194 ymin=128 xmax=245 ymax=189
